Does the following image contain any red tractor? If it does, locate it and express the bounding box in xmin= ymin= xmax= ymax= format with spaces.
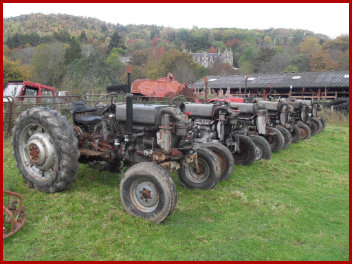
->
xmin=3 ymin=81 xmax=56 ymax=103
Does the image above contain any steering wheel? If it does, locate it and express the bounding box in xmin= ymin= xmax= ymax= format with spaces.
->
xmin=94 ymin=92 xmax=120 ymax=110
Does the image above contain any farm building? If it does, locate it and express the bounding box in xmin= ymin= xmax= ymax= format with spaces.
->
xmin=192 ymin=71 xmax=349 ymax=99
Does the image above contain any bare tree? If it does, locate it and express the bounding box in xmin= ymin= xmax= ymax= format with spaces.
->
xmin=171 ymin=60 xmax=197 ymax=84
xmin=32 ymin=41 xmax=66 ymax=87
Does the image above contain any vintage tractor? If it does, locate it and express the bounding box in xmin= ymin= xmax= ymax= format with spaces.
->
xmin=287 ymin=99 xmax=326 ymax=134
xmin=11 ymin=93 xmax=226 ymax=223
xmin=254 ymin=100 xmax=301 ymax=146
xmin=227 ymin=102 xmax=285 ymax=154
xmin=182 ymin=102 xmax=259 ymax=166
xmin=280 ymin=99 xmax=324 ymax=139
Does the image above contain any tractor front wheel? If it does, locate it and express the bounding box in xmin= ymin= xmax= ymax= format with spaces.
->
xmin=201 ymin=142 xmax=235 ymax=181
xmin=120 ymin=162 xmax=177 ymax=223
xmin=178 ymin=148 xmax=221 ymax=189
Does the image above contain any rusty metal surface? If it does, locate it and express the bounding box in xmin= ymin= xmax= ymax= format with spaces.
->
xmin=131 ymin=73 xmax=183 ymax=98
xmin=3 ymin=190 xmax=26 ymax=239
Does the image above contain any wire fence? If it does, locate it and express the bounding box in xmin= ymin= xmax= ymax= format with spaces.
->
xmin=2 ymin=93 xmax=185 ymax=137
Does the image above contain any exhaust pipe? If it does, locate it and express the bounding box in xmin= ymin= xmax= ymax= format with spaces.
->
xmin=126 ymin=93 xmax=133 ymax=135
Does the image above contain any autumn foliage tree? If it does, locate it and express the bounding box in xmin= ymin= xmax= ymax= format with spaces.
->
xmin=32 ymin=42 xmax=66 ymax=87
xmin=3 ymin=56 xmax=31 ymax=88
xmin=208 ymin=46 xmax=217 ymax=53
xmin=310 ymin=49 xmax=338 ymax=71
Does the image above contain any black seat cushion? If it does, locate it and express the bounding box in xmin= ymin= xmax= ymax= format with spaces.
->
xmin=75 ymin=115 xmax=102 ymax=126
xmin=72 ymin=101 xmax=97 ymax=114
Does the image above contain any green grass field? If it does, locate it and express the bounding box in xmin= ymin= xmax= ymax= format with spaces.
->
xmin=3 ymin=120 xmax=349 ymax=261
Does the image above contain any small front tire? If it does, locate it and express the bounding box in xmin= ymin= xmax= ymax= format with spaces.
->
xmin=232 ymin=134 xmax=257 ymax=166
xmin=311 ymin=117 xmax=323 ymax=134
xmin=263 ymin=127 xmax=285 ymax=152
xmin=248 ymin=134 xmax=272 ymax=160
xmin=320 ymin=117 xmax=326 ymax=130
xmin=120 ymin=162 xmax=177 ymax=223
xmin=178 ymin=147 xmax=221 ymax=189
xmin=290 ymin=125 xmax=301 ymax=143
xmin=276 ymin=126 xmax=292 ymax=150
xmin=297 ymin=122 xmax=311 ymax=140
xmin=201 ymin=142 xmax=235 ymax=181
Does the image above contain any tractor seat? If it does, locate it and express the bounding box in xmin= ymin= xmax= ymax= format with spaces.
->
xmin=72 ymin=101 xmax=97 ymax=114
xmin=72 ymin=101 xmax=102 ymax=127
xmin=75 ymin=115 xmax=102 ymax=126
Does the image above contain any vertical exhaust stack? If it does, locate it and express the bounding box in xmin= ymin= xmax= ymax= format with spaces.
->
xmin=126 ymin=66 xmax=133 ymax=135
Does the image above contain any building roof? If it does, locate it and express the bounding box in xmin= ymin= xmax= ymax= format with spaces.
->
xmin=192 ymin=71 xmax=349 ymax=89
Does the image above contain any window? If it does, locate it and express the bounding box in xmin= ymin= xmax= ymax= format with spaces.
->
xmin=42 ymin=89 xmax=54 ymax=104
xmin=23 ymin=88 xmax=38 ymax=103
xmin=3 ymin=84 xmax=23 ymax=97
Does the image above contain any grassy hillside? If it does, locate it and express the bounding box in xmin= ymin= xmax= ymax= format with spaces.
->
xmin=3 ymin=13 xmax=117 ymax=40
xmin=3 ymin=121 xmax=349 ymax=261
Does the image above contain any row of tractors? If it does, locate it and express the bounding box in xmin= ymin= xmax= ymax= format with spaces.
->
xmin=9 ymin=74 xmax=326 ymax=225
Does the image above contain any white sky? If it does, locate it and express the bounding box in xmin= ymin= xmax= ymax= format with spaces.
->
xmin=3 ymin=3 xmax=349 ymax=38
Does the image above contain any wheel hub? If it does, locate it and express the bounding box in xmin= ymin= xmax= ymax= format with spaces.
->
xmin=132 ymin=181 xmax=159 ymax=212
xmin=140 ymin=188 xmax=152 ymax=200
xmin=27 ymin=133 xmax=56 ymax=170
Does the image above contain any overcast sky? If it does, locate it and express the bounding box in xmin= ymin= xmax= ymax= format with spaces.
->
xmin=3 ymin=3 xmax=349 ymax=38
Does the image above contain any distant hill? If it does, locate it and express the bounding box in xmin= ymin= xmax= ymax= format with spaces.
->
xmin=3 ymin=13 xmax=118 ymax=40
xmin=3 ymin=13 xmax=331 ymax=49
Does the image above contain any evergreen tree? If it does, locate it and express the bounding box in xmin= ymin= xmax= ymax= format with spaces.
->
xmin=80 ymin=31 xmax=88 ymax=43
xmin=108 ymin=30 xmax=126 ymax=53
xmin=65 ymin=37 xmax=82 ymax=64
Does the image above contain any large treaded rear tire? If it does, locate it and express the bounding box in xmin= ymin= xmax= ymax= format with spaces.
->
xmin=12 ymin=107 xmax=80 ymax=193
xmin=120 ymin=162 xmax=177 ymax=223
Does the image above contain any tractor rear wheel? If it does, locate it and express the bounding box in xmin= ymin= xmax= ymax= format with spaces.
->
xmin=178 ymin=147 xmax=221 ymax=189
xmin=12 ymin=107 xmax=79 ymax=193
xmin=201 ymin=142 xmax=235 ymax=181
xmin=120 ymin=162 xmax=177 ymax=223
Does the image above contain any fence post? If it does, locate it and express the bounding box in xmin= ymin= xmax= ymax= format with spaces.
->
xmin=204 ymin=77 xmax=208 ymax=100
xmin=6 ymin=101 xmax=14 ymax=137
